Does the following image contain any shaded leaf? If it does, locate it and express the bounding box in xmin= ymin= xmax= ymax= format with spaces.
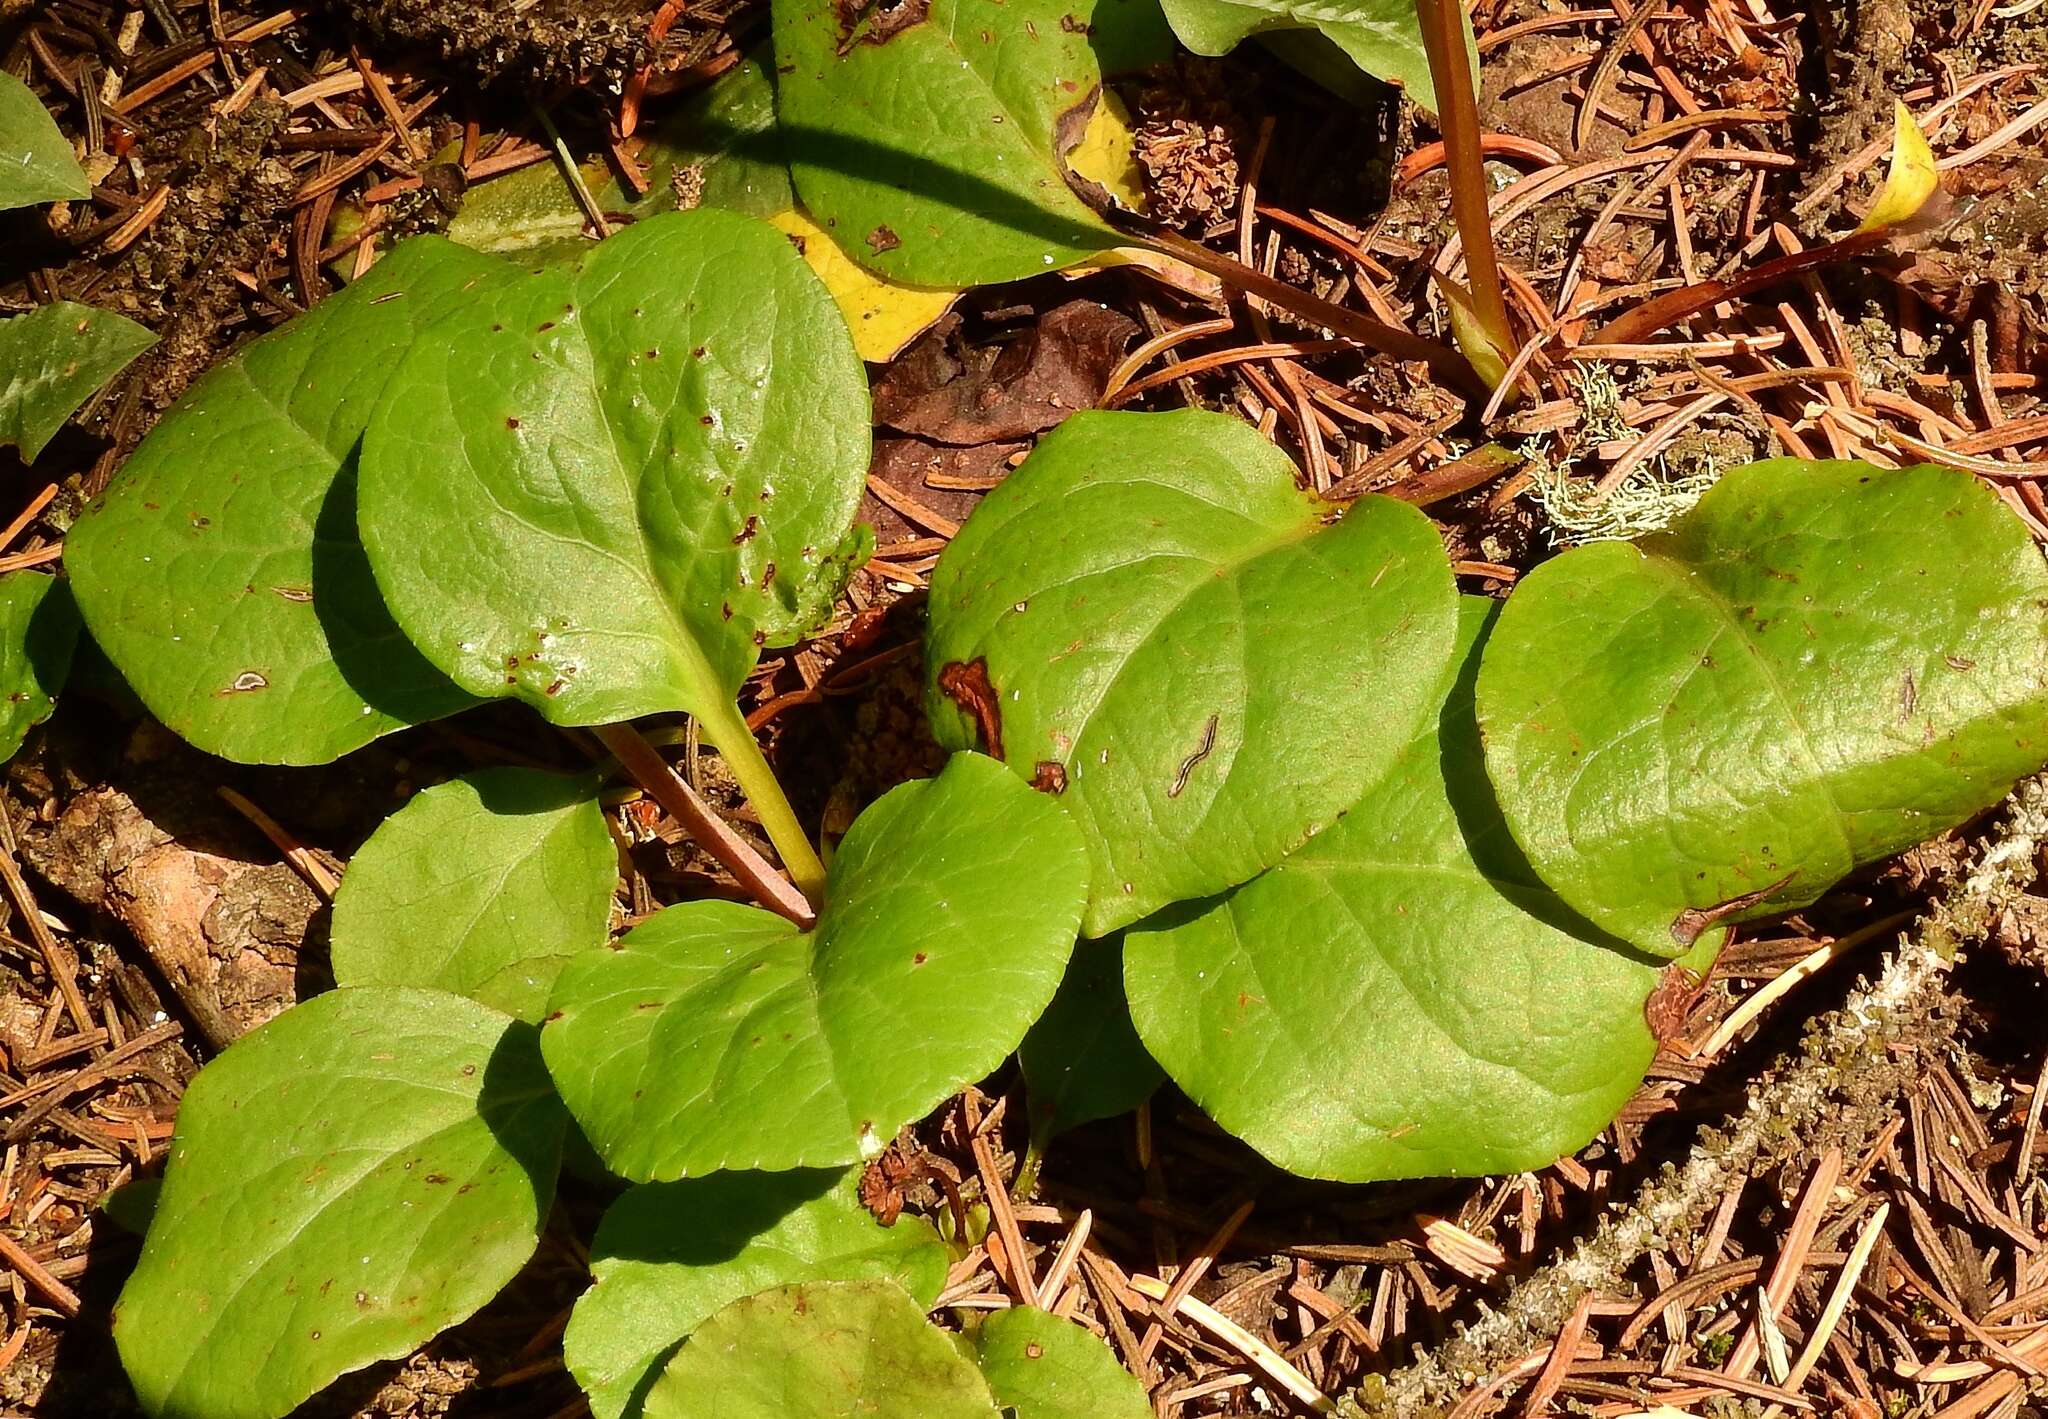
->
xmin=67 ymin=238 xmax=499 ymax=765
xmin=772 ymin=0 xmax=1173 ymax=285
xmin=0 ymin=71 xmax=89 ymax=209
xmin=0 ymin=573 xmax=80 ymax=762
xmin=114 ymin=988 xmax=567 ymax=1419
xmin=359 ymin=209 xmax=868 ymax=732
xmin=565 ymin=1170 xmax=950 ymax=1419
xmin=644 ymin=1280 xmax=999 ymax=1419
xmin=924 ymin=408 xmax=1459 ymax=936
xmin=0 ymin=301 xmax=156 ymax=460
xmin=331 ymin=768 xmax=617 ymax=1021
xmin=1478 ymin=459 xmax=2048 ymax=956
xmin=971 ymin=1306 xmax=1153 ymax=1419
xmin=542 ymin=752 xmax=1087 ymax=1176
xmin=1127 ymin=600 xmax=1716 ymax=1181
xmin=1019 ymin=935 xmax=1163 ymax=1145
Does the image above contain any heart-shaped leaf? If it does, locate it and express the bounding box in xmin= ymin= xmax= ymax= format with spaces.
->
xmin=68 ymin=238 xmax=500 ymax=765
xmin=543 ymin=751 xmax=1087 ymax=1176
xmin=358 ymin=209 xmax=869 ymax=739
xmin=970 ymin=1307 xmax=1153 ymax=1419
xmin=1018 ymin=935 xmax=1163 ymax=1145
xmin=0 ymin=572 xmax=80 ymax=762
xmin=565 ymin=1169 xmax=951 ymax=1419
xmin=1479 ymin=459 xmax=2048 ymax=957
xmin=645 ymin=1280 xmax=1000 ymax=1419
xmin=1127 ymin=599 xmax=1714 ymax=1181
xmin=331 ymin=768 xmax=617 ymax=1021
xmin=771 ymin=0 xmax=1172 ymax=286
xmin=0 ymin=301 xmax=156 ymax=460
xmin=114 ymin=987 xmax=567 ymax=1419
xmin=925 ymin=408 xmax=1459 ymax=936
xmin=0 ymin=72 xmax=89 ymax=209
xmin=1159 ymin=0 xmax=1440 ymax=105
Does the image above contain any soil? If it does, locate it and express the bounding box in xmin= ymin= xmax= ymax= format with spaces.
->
xmin=3 ymin=0 xmax=2047 ymax=1416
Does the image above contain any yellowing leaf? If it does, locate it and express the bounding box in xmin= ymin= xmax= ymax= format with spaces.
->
xmin=1436 ymin=275 xmax=1511 ymax=392
xmin=769 ymin=208 xmax=961 ymax=363
xmin=1858 ymin=100 xmax=1938 ymax=234
xmin=1067 ymin=91 xmax=1149 ymax=213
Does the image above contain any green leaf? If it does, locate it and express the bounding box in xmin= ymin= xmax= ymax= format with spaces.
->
xmin=358 ymin=209 xmax=868 ymax=733
xmin=446 ymin=156 xmax=609 ymax=261
xmin=1158 ymin=0 xmax=1444 ymax=107
xmin=330 ymin=768 xmax=617 ymax=1021
xmin=771 ymin=0 xmax=1171 ymax=286
xmin=645 ymin=1280 xmax=1000 ymax=1419
xmin=0 ymin=71 xmax=89 ymax=209
xmin=971 ymin=1307 xmax=1153 ymax=1419
xmin=543 ymin=752 xmax=1087 ymax=1176
xmin=98 ymin=1177 xmax=161 ymax=1235
xmin=622 ymin=56 xmax=793 ymax=221
xmin=0 ymin=573 xmax=80 ymax=762
xmin=67 ymin=238 xmax=499 ymax=765
xmin=1478 ymin=459 xmax=2048 ymax=957
xmin=0 ymin=301 xmax=156 ymax=460
xmin=114 ymin=987 xmax=568 ymax=1419
xmin=1018 ymin=935 xmax=1162 ymax=1145
xmin=924 ymin=408 xmax=1459 ymax=936
xmin=1126 ymin=599 xmax=1715 ymax=1181
xmin=565 ymin=1170 xmax=951 ymax=1419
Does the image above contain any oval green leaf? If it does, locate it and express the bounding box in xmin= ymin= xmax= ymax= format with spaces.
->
xmin=0 ymin=301 xmax=156 ymax=460
xmin=1127 ymin=599 xmax=1714 ymax=1181
xmin=925 ymin=408 xmax=1459 ymax=936
xmin=1478 ymin=459 xmax=2048 ymax=957
xmin=771 ymin=0 xmax=1170 ymax=286
xmin=0 ymin=71 xmax=89 ymax=209
xmin=971 ymin=1306 xmax=1153 ymax=1419
xmin=114 ymin=987 xmax=568 ymax=1419
xmin=1018 ymin=935 xmax=1163 ymax=1145
xmin=645 ymin=1279 xmax=1000 ymax=1419
xmin=0 ymin=572 xmax=80 ymax=762
xmin=1160 ymin=0 xmax=1439 ymax=106
xmin=358 ymin=209 xmax=868 ymax=733
xmin=330 ymin=767 xmax=617 ymax=1021
xmin=543 ymin=752 xmax=1087 ymax=1176
xmin=565 ymin=1169 xmax=951 ymax=1419
xmin=68 ymin=238 xmax=500 ymax=764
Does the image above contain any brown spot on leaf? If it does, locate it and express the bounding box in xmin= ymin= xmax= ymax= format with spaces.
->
xmin=1643 ymin=963 xmax=1704 ymax=1044
xmin=1029 ymin=761 xmax=1067 ymax=794
xmin=1670 ymin=871 xmax=1798 ymax=947
xmin=834 ymin=0 xmax=930 ymax=51
xmin=733 ymin=515 xmax=759 ymax=545
xmin=938 ymin=658 xmax=1004 ymax=759
xmin=866 ymin=224 xmax=902 ymax=254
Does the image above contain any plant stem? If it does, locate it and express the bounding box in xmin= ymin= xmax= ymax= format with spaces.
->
xmin=691 ymin=700 xmax=831 ymax=906
xmin=592 ymin=721 xmax=817 ymax=927
xmin=1415 ymin=0 xmax=1514 ymax=366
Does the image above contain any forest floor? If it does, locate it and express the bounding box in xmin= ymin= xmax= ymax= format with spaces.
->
xmin=2 ymin=0 xmax=2048 ymax=1415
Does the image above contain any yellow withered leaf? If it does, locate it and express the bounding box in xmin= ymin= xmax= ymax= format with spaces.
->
xmin=768 ymin=208 xmax=962 ymax=363
xmin=1858 ymin=100 xmax=1939 ymax=234
xmin=1067 ymin=90 xmax=1149 ymax=212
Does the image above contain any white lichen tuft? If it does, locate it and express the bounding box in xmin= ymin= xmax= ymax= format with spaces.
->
xmin=1523 ymin=363 xmax=1724 ymax=546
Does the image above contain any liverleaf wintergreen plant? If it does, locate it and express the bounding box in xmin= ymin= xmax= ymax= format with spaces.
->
xmin=355 ymin=208 xmax=868 ymax=897
xmin=0 ymin=300 xmax=156 ymax=460
xmin=0 ymin=572 xmax=80 ymax=762
xmin=0 ymin=71 xmax=89 ymax=209
xmin=564 ymin=1170 xmax=953 ymax=1419
xmin=924 ymin=407 xmax=1460 ymax=935
xmin=1479 ymin=459 xmax=2048 ymax=956
xmin=541 ymin=752 xmax=1088 ymax=1176
xmin=1126 ymin=598 xmax=1716 ymax=1181
xmin=329 ymin=767 xmax=618 ymax=1021
xmin=113 ymin=989 xmax=568 ymax=1419
xmin=67 ymin=238 xmax=504 ymax=765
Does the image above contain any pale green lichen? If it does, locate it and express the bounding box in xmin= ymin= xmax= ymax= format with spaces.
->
xmin=1523 ymin=363 xmax=1724 ymax=545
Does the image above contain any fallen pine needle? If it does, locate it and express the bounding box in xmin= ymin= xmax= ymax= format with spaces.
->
xmin=1127 ymin=1273 xmax=1335 ymax=1413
